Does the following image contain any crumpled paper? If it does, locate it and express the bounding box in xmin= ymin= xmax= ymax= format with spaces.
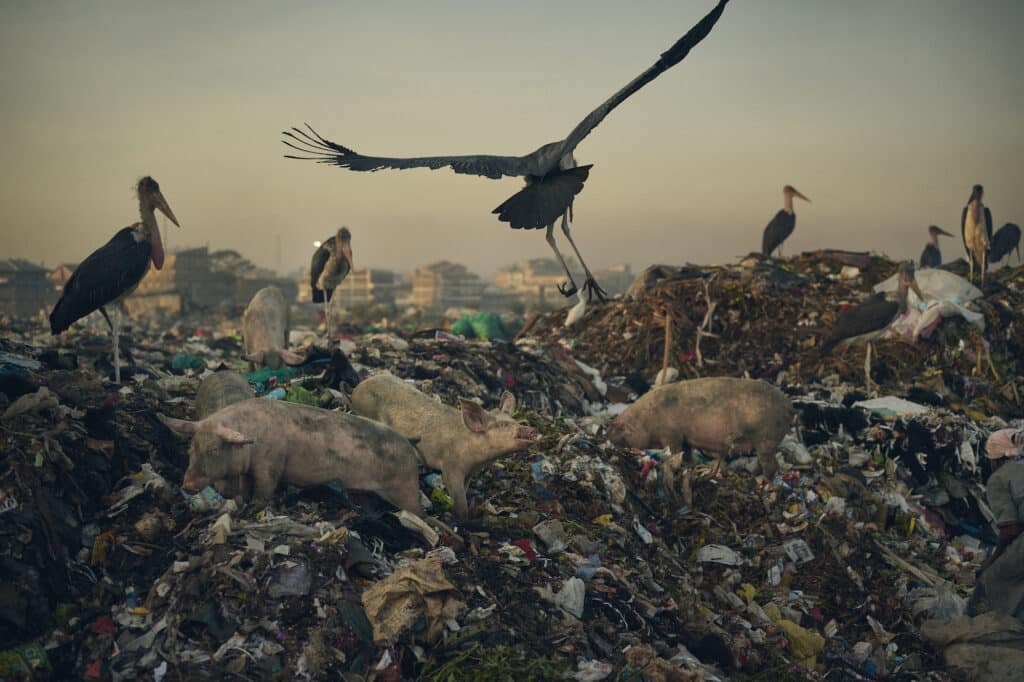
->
xmin=360 ymin=557 xmax=464 ymax=644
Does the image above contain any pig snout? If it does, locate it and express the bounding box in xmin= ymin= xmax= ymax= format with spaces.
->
xmin=181 ymin=468 xmax=208 ymax=493
xmin=516 ymin=425 xmax=541 ymax=445
xmin=607 ymin=418 xmax=633 ymax=447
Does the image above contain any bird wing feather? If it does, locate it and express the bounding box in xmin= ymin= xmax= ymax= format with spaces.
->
xmin=825 ymin=294 xmax=898 ymax=347
xmin=761 ymin=210 xmax=795 ymax=255
xmin=50 ymin=228 xmax=151 ymax=333
xmin=282 ymin=125 xmax=526 ymax=180
xmin=556 ymin=0 xmax=730 ymax=161
xmin=492 ymin=166 xmax=592 ymax=229
xmin=310 ymin=238 xmax=333 ymax=303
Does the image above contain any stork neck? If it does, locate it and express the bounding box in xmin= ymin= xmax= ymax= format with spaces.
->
xmin=784 ymin=193 xmax=794 ymax=214
xmin=929 ymin=233 xmax=939 ymax=247
xmin=137 ymin=200 xmax=159 ymax=240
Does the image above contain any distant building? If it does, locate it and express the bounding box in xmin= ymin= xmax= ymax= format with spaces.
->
xmin=48 ymin=263 xmax=79 ymax=292
xmin=412 ymin=261 xmax=484 ymax=311
xmin=593 ymin=264 xmax=634 ymax=297
xmin=335 ymin=269 xmax=397 ymax=307
xmin=495 ymin=258 xmax=633 ymax=304
xmin=0 ymin=259 xmax=51 ymax=319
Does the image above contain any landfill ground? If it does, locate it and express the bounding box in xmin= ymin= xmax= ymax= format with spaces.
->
xmin=2 ymin=254 xmax=1023 ymax=681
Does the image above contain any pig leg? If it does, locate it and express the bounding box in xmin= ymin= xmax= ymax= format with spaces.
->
xmin=755 ymin=438 xmax=780 ymax=478
xmin=441 ymin=466 xmax=470 ymax=520
xmin=249 ymin=457 xmax=285 ymax=501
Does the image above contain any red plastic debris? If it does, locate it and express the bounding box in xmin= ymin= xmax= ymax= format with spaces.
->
xmin=90 ymin=616 xmax=115 ymax=635
xmin=511 ymin=539 xmax=538 ymax=560
xmin=85 ymin=658 xmax=102 ymax=678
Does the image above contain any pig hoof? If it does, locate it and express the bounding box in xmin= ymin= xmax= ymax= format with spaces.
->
xmin=558 ymin=281 xmax=578 ymax=298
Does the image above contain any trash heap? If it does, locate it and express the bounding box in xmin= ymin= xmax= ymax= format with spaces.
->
xmin=1 ymin=257 xmax=1022 ymax=680
xmin=532 ymin=253 xmax=1024 ymax=419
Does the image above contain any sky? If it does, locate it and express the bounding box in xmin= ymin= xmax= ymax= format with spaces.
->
xmin=1 ymin=0 xmax=1022 ymax=278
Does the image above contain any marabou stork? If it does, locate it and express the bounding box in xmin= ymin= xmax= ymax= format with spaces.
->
xmin=989 ymin=223 xmax=1021 ymax=266
xmin=821 ymin=261 xmax=924 ymax=389
xmin=49 ymin=177 xmax=180 ymax=383
xmin=919 ymin=225 xmax=952 ymax=268
xmin=761 ymin=185 xmax=811 ymax=258
xmin=961 ymin=184 xmax=993 ymax=284
xmin=310 ymin=226 xmax=353 ymax=335
xmin=282 ymin=0 xmax=731 ymax=302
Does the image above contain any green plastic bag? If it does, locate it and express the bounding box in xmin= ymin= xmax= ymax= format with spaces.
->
xmin=469 ymin=312 xmax=507 ymax=341
xmin=285 ymin=385 xmax=318 ymax=406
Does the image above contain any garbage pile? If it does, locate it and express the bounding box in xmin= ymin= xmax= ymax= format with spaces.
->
xmin=1 ymin=258 xmax=1023 ymax=680
xmin=532 ymin=253 xmax=1024 ymax=419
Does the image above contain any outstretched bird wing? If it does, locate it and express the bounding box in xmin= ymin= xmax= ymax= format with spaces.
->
xmin=554 ymin=0 xmax=730 ymax=162
xmin=282 ymin=125 xmax=526 ymax=180
xmin=49 ymin=228 xmax=151 ymax=334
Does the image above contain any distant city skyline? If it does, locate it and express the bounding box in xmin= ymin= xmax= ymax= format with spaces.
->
xmin=2 ymin=1 xmax=1022 ymax=277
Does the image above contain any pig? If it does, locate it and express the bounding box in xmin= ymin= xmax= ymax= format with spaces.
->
xmin=243 ymin=286 xmax=304 ymax=370
xmin=607 ymin=377 xmax=794 ymax=477
xmin=194 ymin=371 xmax=255 ymax=420
xmin=158 ymin=398 xmax=422 ymax=513
xmin=351 ymin=373 xmax=540 ymax=520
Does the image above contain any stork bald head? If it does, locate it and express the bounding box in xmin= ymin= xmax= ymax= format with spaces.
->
xmin=783 ymin=185 xmax=810 ymax=202
xmin=969 ymin=184 xmax=984 ymax=203
xmin=928 ymin=225 xmax=952 ymax=238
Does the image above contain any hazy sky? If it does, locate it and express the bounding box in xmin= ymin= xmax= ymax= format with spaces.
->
xmin=1 ymin=1 xmax=1022 ymax=278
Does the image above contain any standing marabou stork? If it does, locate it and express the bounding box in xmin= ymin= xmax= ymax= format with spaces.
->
xmin=961 ymin=184 xmax=993 ymax=284
xmin=310 ymin=226 xmax=353 ymax=335
xmin=49 ymin=177 xmax=180 ymax=383
xmin=761 ymin=185 xmax=811 ymax=258
xmin=919 ymin=225 xmax=953 ymax=268
xmin=988 ymin=223 xmax=1021 ymax=267
xmin=282 ymin=0 xmax=731 ymax=303
xmin=821 ymin=261 xmax=924 ymax=389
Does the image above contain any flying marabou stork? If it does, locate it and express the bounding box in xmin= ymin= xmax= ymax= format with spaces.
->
xmin=310 ymin=226 xmax=353 ymax=335
xmin=961 ymin=184 xmax=993 ymax=284
xmin=49 ymin=177 xmax=180 ymax=383
xmin=761 ymin=185 xmax=810 ymax=258
xmin=919 ymin=225 xmax=952 ymax=268
xmin=989 ymin=223 xmax=1021 ymax=266
xmin=821 ymin=261 xmax=924 ymax=389
xmin=282 ymin=0 xmax=731 ymax=302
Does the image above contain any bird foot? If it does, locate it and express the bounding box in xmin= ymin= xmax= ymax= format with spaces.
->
xmin=582 ymin=277 xmax=608 ymax=303
xmin=558 ymin=281 xmax=579 ymax=298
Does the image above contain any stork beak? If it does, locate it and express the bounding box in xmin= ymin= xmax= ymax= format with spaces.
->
xmin=935 ymin=227 xmax=953 ymax=237
xmin=154 ymin=192 xmax=180 ymax=228
xmin=340 ymin=241 xmax=354 ymax=270
xmin=792 ymin=189 xmax=811 ymax=203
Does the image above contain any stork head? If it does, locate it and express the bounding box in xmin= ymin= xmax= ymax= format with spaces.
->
xmin=928 ymin=225 xmax=952 ymax=238
xmin=136 ymin=176 xmax=179 ymax=270
xmin=336 ymin=226 xmax=353 ymax=269
xmin=969 ymin=184 xmax=984 ymax=203
xmin=783 ymin=185 xmax=810 ymax=202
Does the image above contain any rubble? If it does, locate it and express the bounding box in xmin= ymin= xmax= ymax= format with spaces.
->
xmin=1 ymin=257 xmax=1022 ymax=680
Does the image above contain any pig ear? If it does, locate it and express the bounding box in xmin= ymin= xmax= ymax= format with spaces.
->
xmin=157 ymin=413 xmax=199 ymax=436
xmin=213 ymin=424 xmax=255 ymax=445
xmin=245 ymin=351 xmax=264 ymax=364
xmin=499 ymin=391 xmax=516 ymax=415
xmin=280 ymin=349 xmax=306 ymax=366
xmin=459 ymin=399 xmax=489 ymax=433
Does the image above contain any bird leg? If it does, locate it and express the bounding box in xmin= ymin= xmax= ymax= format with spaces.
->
xmin=323 ymin=298 xmax=330 ymax=340
xmin=864 ymin=340 xmax=875 ymax=392
xmin=112 ymin=310 xmax=122 ymax=385
xmin=558 ymin=211 xmax=607 ymax=302
xmin=546 ymin=221 xmax=579 ymax=298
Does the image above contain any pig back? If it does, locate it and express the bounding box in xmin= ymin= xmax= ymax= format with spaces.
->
xmin=243 ymin=286 xmax=290 ymax=355
xmin=195 ymin=372 xmax=255 ymax=420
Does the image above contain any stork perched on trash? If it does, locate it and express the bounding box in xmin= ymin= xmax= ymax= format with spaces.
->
xmin=961 ymin=184 xmax=993 ymax=284
xmin=821 ymin=261 xmax=924 ymax=390
xmin=49 ymin=177 xmax=180 ymax=383
xmin=761 ymin=185 xmax=811 ymax=258
xmin=919 ymin=225 xmax=952 ymax=268
xmin=283 ymin=0 xmax=731 ymax=302
xmin=989 ymin=223 xmax=1021 ymax=267
xmin=310 ymin=226 xmax=353 ymax=336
